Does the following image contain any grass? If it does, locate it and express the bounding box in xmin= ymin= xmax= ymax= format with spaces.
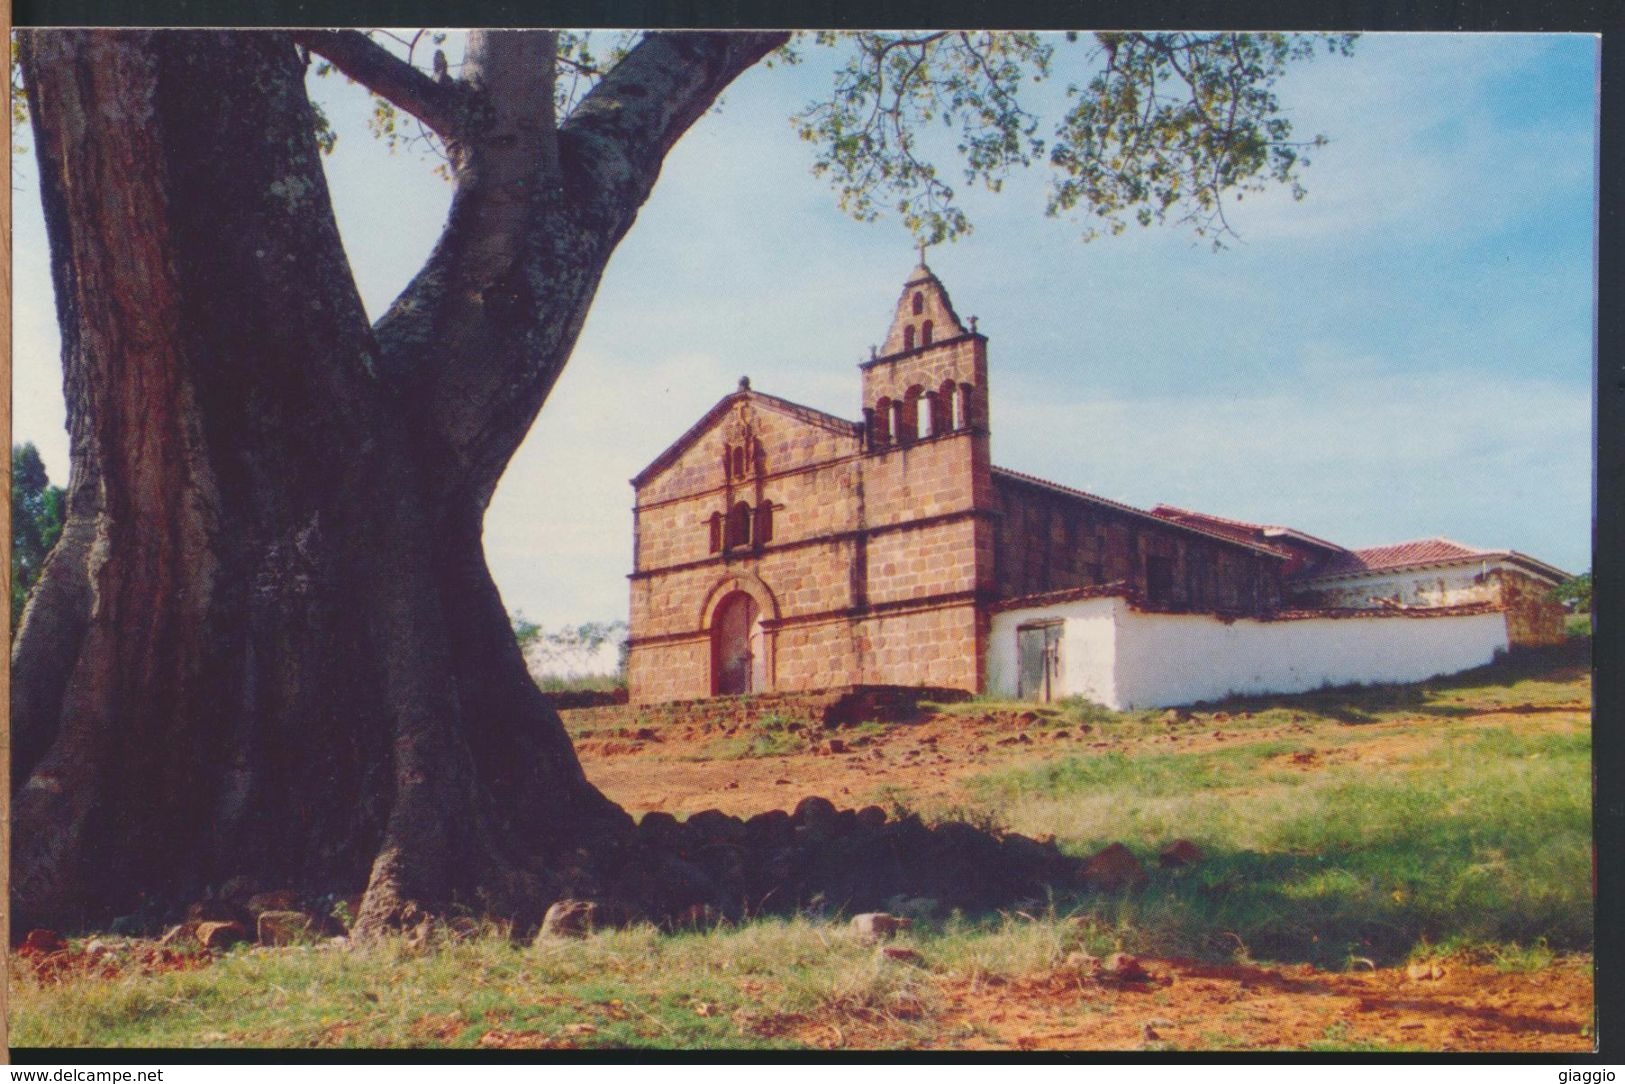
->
xmin=533 ymin=672 xmax=626 ymax=695
xmin=9 ymin=912 xmax=1116 ymax=1050
xmin=10 ymin=642 xmax=1593 ymax=1049
xmin=695 ymin=713 xmax=809 ymax=760
xmin=949 ymin=720 xmax=1590 ymax=970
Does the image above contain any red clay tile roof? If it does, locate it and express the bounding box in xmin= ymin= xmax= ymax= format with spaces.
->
xmin=1309 ymin=537 xmax=1491 ymax=577
xmin=1149 ymin=505 xmax=1348 ymax=556
xmin=1304 ymin=538 xmax=1570 ymax=584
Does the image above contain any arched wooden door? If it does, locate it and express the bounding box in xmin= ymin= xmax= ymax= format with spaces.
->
xmin=712 ymin=591 xmax=763 ymax=695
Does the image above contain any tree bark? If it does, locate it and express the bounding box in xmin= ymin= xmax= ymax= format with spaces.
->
xmin=11 ymin=27 xmax=784 ymax=935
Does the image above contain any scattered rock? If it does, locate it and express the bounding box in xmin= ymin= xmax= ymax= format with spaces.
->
xmin=536 ymin=899 xmax=598 ymax=941
xmin=826 ymin=738 xmax=847 ymax=755
xmin=1158 ymin=839 xmax=1203 ymax=868
xmin=849 ymin=912 xmax=912 ymax=943
xmin=1100 ymin=952 xmax=1149 ymax=982
xmin=1406 ymin=959 xmax=1448 ymax=982
xmin=878 ymin=946 xmax=925 ymax=965
xmin=196 ymin=920 xmax=250 ymax=951
xmin=256 ymin=910 xmax=319 ymax=947
xmin=1083 ymin=843 xmax=1147 ymax=892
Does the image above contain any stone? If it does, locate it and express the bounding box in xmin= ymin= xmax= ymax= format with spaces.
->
xmin=826 ymin=738 xmax=847 ymax=754
xmin=1100 ymin=952 xmax=1149 ymax=982
xmin=793 ymin=795 xmax=839 ymax=830
xmin=854 ymin=804 xmax=889 ymax=828
xmin=1158 ymin=839 xmax=1203 ymax=868
xmin=1406 ymin=960 xmax=1447 ymax=982
xmin=638 ymin=811 xmax=681 ymax=840
xmin=849 ymin=912 xmax=912 ymax=943
xmin=536 ymin=899 xmax=598 ymax=941
xmin=1083 ymin=843 xmax=1146 ymax=892
xmin=685 ymin=808 xmax=744 ymax=841
xmin=196 ymin=920 xmax=250 ymax=951
xmin=256 ymin=910 xmax=319 ymax=946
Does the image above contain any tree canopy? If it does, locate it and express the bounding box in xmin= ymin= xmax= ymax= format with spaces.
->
xmin=306 ymin=29 xmax=1355 ymax=248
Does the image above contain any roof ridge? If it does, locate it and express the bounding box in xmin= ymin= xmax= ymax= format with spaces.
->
xmin=991 ymin=467 xmax=1286 ymax=559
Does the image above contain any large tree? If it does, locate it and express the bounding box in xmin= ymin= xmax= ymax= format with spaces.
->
xmin=11 ymin=28 xmax=1350 ymax=935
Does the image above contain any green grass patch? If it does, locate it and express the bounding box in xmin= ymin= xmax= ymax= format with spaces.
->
xmin=951 ymin=721 xmax=1591 ymax=969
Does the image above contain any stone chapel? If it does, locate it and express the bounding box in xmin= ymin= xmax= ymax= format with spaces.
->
xmin=623 ymin=260 xmax=1297 ymax=704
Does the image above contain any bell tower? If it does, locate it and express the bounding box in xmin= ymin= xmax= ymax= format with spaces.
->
xmin=860 ymin=256 xmax=989 ymax=449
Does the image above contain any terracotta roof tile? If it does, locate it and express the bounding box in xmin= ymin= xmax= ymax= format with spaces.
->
xmin=1310 ymin=537 xmax=1494 ymax=578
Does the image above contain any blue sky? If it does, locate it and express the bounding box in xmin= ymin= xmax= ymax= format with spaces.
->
xmin=11 ymin=31 xmax=1597 ymax=649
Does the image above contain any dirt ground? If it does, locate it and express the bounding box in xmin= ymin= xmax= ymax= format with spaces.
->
xmin=574 ymin=700 xmax=1586 ymax=819
xmin=573 ymin=702 xmax=1595 ymax=1053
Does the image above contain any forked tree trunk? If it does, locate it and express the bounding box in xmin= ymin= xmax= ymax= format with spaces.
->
xmin=11 ymin=28 xmax=784 ymax=935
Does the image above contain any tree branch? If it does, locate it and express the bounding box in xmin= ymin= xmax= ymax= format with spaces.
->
xmin=560 ymin=30 xmax=789 ymax=208
xmin=293 ymin=29 xmax=468 ymax=140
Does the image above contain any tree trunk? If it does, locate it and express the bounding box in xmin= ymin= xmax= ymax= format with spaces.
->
xmin=9 ymin=28 xmax=705 ymax=935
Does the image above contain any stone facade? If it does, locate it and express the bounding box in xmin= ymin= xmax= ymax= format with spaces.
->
xmin=626 ymin=263 xmax=1287 ymax=704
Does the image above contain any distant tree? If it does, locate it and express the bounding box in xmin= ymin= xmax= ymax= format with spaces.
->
xmin=510 ymin=610 xmax=543 ymax=652
xmin=515 ymin=615 xmax=629 ymax=676
xmin=1552 ymin=571 xmax=1591 ymax=612
xmin=11 ymin=442 xmax=66 ymax=635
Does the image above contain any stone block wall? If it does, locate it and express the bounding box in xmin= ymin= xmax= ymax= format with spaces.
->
xmin=1497 ymin=569 xmax=1567 ymax=647
xmin=992 ymin=471 xmax=1282 ymax=614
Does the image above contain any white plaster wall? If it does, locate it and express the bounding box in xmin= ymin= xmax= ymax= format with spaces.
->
xmin=988 ymin=597 xmax=1508 ymax=709
xmin=1308 ymin=561 xmax=1508 ymax=608
xmin=1112 ymin=608 xmax=1509 ymax=709
xmin=987 ymin=596 xmax=1120 ymax=703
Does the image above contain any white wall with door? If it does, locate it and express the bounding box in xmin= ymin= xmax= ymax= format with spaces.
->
xmin=988 ymin=594 xmax=1508 ymax=709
